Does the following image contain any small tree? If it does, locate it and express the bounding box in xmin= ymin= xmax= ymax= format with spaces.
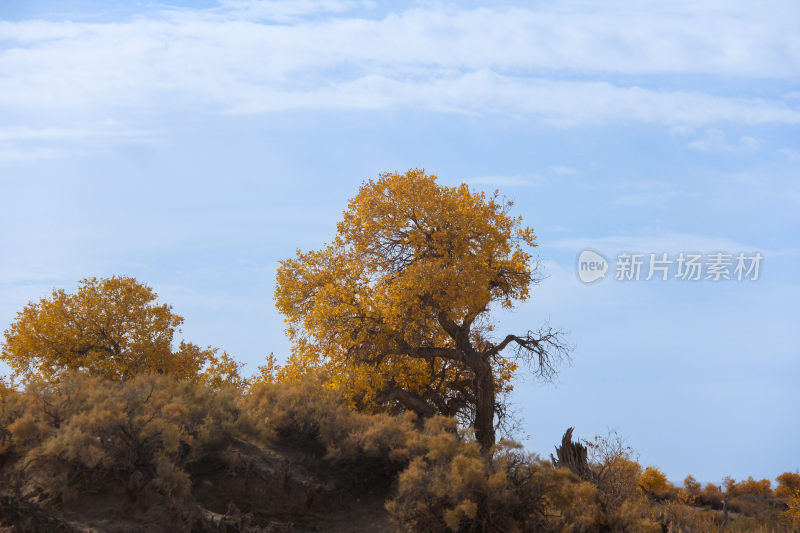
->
xmin=1 ymin=276 xmax=243 ymax=387
xmin=638 ymin=466 xmax=671 ymax=495
xmin=776 ymin=471 xmax=800 ymax=499
xmin=274 ymin=169 xmax=569 ymax=452
xmin=683 ymin=475 xmax=701 ymax=500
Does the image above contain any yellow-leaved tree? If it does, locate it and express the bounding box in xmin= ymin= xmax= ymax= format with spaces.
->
xmin=1 ymin=276 xmax=244 ymax=388
xmin=273 ymin=169 xmax=569 ymax=453
xmin=638 ymin=466 xmax=671 ymax=495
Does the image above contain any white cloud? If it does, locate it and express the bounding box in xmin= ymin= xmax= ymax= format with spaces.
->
xmin=550 ymin=165 xmax=576 ymax=175
xmin=687 ymin=129 xmax=762 ymax=153
xmin=219 ymin=73 xmax=800 ymax=126
xmin=0 ymin=124 xmax=147 ymax=142
xmin=0 ymin=1 xmax=797 ymax=127
xmin=546 ymin=232 xmax=760 ymax=255
xmin=213 ymin=0 xmax=366 ymax=22
xmin=0 ymin=123 xmax=153 ymax=165
xmin=0 ymin=146 xmax=79 ymax=165
xmin=777 ymin=148 xmax=800 ymax=161
xmin=612 ymin=181 xmax=679 ymax=207
xmin=0 ymin=266 xmax=64 ymax=285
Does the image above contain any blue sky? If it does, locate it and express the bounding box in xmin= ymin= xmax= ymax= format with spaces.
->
xmin=1 ymin=0 xmax=798 ymax=485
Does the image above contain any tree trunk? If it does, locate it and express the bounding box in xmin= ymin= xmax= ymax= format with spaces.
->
xmin=473 ymin=361 xmax=496 ymax=455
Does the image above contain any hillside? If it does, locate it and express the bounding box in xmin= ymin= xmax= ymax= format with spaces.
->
xmin=0 ymin=374 xmax=401 ymax=532
xmin=1 ymin=374 xmax=798 ymax=532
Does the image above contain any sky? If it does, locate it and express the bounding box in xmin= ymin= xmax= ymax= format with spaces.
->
xmin=0 ymin=0 xmax=798 ymax=485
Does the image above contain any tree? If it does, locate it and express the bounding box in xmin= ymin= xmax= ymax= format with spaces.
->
xmin=776 ymin=471 xmax=800 ymax=499
xmin=779 ymin=472 xmax=800 ymax=528
xmin=1 ymin=276 xmax=244 ymax=387
xmin=683 ymin=475 xmax=701 ymax=498
xmin=274 ymin=169 xmax=569 ymax=452
xmin=638 ymin=466 xmax=670 ymax=494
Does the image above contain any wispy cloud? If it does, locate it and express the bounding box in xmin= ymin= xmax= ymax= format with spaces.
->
xmin=0 ymin=1 xmax=798 ymax=127
xmin=687 ymin=128 xmax=761 ymax=154
xmin=546 ymin=232 xmax=761 ymax=254
xmin=611 ymin=181 xmax=678 ymax=208
xmin=0 ymin=266 xmax=64 ymax=285
xmin=550 ymin=165 xmax=576 ymax=176
xmin=777 ymin=148 xmax=800 ymax=161
xmin=0 ymin=146 xmax=81 ymax=165
xmin=212 ymin=0 xmax=365 ymax=22
xmin=0 ymin=122 xmax=153 ymax=165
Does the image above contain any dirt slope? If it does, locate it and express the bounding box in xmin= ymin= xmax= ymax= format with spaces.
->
xmin=0 ymin=436 xmax=396 ymax=532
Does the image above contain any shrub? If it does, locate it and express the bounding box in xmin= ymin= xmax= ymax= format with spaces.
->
xmin=583 ymin=432 xmax=642 ymax=510
xmin=696 ymin=482 xmax=724 ymax=509
xmin=386 ymin=425 xmax=668 ymax=532
xmin=0 ymin=373 xmax=240 ymax=503
xmin=386 ymin=429 xmax=601 ymax=533
xmin=241 ymin=374 xmax=420 ymax=488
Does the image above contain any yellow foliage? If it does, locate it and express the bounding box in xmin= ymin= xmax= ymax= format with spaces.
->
xmin=776 ymin=471 xmax=800 ymax=498
xmin=777 ymin=472 xmax=800 ymax=527
xmin=638 ymin=466 xmax=670 ymax=494
xmin=1 ymin=276 xmax=244 ymax=388
xmin=683 ymin=474 xmax=701 ymax=497
xmin=675 ymin=488 xmax=694 ymax=505
xmin=273 ymin=169 xmax=549 ymax=450
xmin=728 ymin=475 xmax=773 ymax=497
xmin=250 ymin=352 xmax=282 ymax=386
xmin=785 ymin=491 xmax=800 ymax=526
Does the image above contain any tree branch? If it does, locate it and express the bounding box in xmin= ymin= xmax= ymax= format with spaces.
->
xmin=483 ymin=324 xmax=571 ymax=381
xmin=395 ymin=340 xmax=466 ymax=363
xmin=376 ymin=387 xmax=436 ymax=418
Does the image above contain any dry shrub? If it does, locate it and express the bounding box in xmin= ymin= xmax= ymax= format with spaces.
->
xmin=577 ymin=431 xmax=662 ymax=532
xmin=241 ymin=375 xmax=418 ymax=485
xmin=386 ymin=423 xmax=602 ymax=533
xmin=5 ymin=374 xmax=796 ymax=532
xmin=242 ymin=374 xmax=360 ymax=448
xmin=0 ymin=372 xmax=240 ymax=503
xmin=655 ymin=502 xmax=720 ymax=532
xmin=696 ymin=482 xmax=724 ymax=509
xmin=720 ymin=476 xmax=786 ymax=525
xmin=243 ymin=381 xmax=651 ymax=531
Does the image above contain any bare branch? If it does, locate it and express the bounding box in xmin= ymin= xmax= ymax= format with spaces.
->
xmin=484 ymin=324 xmax=572 ymax=382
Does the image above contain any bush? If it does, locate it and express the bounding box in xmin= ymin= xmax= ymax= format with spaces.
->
xmin=386 ymin=426 xmax=601 ymax=533
xmin=696 ymin=482 xmax=724 ymax=509
xmin=241 ymin=374 xmax=421 ymax=488
xmin=3 ymin=373 xmax=797 ymax=532
xmin=0 ymin=373 xmax=240 ymax=503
